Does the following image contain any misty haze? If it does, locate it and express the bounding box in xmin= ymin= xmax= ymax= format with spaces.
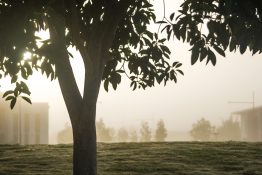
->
xmin=0 ymin=0 xmax=262 ymax=175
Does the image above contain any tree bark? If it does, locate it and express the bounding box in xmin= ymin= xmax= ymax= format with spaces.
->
xmin=70 ymin=52 xmax=105 ymax=175
xmin=71 ymin=106 xmax=97 ymax=175
xmin=49 ymin=15 xmax=104 ymax=174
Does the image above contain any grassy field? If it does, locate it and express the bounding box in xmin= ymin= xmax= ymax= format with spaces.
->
xmin=0 ymin=142 xmax=262 ymax=175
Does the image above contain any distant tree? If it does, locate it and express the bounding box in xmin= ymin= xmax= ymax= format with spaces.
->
xmin=140 ymin=121 xmax=152 ymax=142
xmin=57 ymin=124 xmax=73 ymax=144
xmin=0 ymin=132 xmax=5 ymax=144
xmin=129 ymin=129 xmax=138 ymax=142
xmin=217 ymin=118 xmax=241 ymax=141
xmin=190 ymin=118 xmax=213 ymax=141
xmin=58 ymin=119 xmax=114 ymax=143
xmin=96 ymin=119 xmax=114 ymax=142
xmin=117 ymin=127 xmax=129 ymax=142
xmin=154 ymin=119 xmax=167 ymax=142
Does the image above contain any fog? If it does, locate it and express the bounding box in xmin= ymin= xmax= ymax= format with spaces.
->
xmin=1 ymin=0 xmax=262 ymax=144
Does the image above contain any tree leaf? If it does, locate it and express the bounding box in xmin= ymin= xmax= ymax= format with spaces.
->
xmin=11 ymin=76 xmax=18 ymax=84
xmin=240 ymin=44 xmax=247 ymax=54
xmin=191 ymin=46 xmax=199 ymax=65
xmin=5 ymin=96 xmax=14 ymax=101
xmin=22 ymin=96 xmax=32 ymax=104
xmin=3 ymin=90 xmax=13 ymax=98
xmin=207 ymin=49 xmax=216 ymax=65
xmin=213 ymin=45 xmax=225 ymax=57
xmin=176 ymin=69 xmax=184 ymax=75
xmin=10 ymin=98 xmax=17 ymax=109
xmin=104 ymin=79 xmax=109 ymax=92
xmin=170 ymin=12 xmax=175 ymax=21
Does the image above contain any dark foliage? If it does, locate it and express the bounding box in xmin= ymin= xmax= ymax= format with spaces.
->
xmin=160 ymin=0 xmax=262 ymax=65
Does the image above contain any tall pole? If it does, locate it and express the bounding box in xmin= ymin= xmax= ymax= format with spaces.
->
xmin=253 ymin=91 xmax=255 ymax=110
xmin=228 ymin=92 xmax=255 ymax=109
xmin=19 ymin=98 xmax=22 ymax=144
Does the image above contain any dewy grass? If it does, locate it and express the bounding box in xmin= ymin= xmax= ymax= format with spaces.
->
xmin=0 ymin=142 xmax=262 ymax=175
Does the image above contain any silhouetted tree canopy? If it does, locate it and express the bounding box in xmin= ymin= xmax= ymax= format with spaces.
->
xmin=1 ymin=1 xmax=183 ymax=174
xmin=161 ymin=0 xmax=262 ymax=65
xmin=0 ymin=0 xmax=183 ymax=109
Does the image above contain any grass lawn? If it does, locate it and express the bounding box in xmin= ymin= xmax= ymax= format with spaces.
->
xmin=0 ymin=142 xmax=262 ymax=175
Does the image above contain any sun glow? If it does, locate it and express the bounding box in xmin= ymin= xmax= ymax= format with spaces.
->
xmin=23 ymin=51 xmax=32 ymax=60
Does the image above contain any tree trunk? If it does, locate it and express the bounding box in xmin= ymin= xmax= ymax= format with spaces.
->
xmin=70 ymin=56 xmax=105 ymax=175
xmin=54 ymin=43 xmax=104 ymax=174
xmin=72 ymin=107 xmax=97 ymax=175
xmin=47 ymin=1 xmax=126 ymax=174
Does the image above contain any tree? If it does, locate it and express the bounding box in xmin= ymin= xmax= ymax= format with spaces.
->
xmin=0 ymin=1 xmax=183 ymax=174
xmin=217 ymin=118 xmax=241 ymax=141
xmin=2 ymin=0 xmax=259 ymax=174
xmin=190 ymin=118 xmax=213 ymax=141
xmin=117 ymin=127 xmax=129 ymax=142
xmin=160 ymin=0 xmax=262 ymax=65
xmin=140 ymin=121 xmax=152 ymax=142
xmin=154 ymin=119 xmax=167 ymax=142
xmin=57 ymin=124 xmax=73 ymax=144
xmin=96 ymin=118 xmax=114 ymax=142
xmin=57 ymin=119 xmax=114 ymax=144
xmin=129 ymin=129 xmax=138 ymax=142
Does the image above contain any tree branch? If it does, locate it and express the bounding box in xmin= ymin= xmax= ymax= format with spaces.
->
xmin=101 ymin=0 xmax=133 ymax=61
xmin=46 ymin=2 xmax=82 ymax=120
xmin=66 ymin=0 xmax=91 ymax=66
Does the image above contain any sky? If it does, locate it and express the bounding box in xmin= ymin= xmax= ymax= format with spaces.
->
xmin=1 ymin=0 xmax=262 ymax=143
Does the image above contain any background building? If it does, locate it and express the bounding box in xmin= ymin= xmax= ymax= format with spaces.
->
xmin=233 ymin=106 xmax=262 ymax=142
xmin=0 ymin=97 xmax=49 ymax=144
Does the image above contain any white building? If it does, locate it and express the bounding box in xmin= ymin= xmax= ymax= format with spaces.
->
xmin=0 ymin=98 xmax=49 ymax=144
xmin=232 ymin=106 xmax=262 ymax=142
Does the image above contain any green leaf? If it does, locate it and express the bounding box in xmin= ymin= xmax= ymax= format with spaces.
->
xmin=22 ymin=96 xmax=32 ymax=104
xmin=156 ymin=21 xmax=167 ymax=24
xmin=172 ymin=24 xmax=180 ymax=40
xmin=156 ymin=74 xmax=165 ymax=84
xmin=10 ymin=98 xmax=17 ymax=109
xmin=213 ymin=45 xmax=225 ymax=57
xmin=21 ymin=68 xmax=27 ymax=79
xmin=104 ymin=79 xmax=109 ymax=92
xmin=11 ymin=76 xmax=18 ymax=84
xmin=130 ymin=81 xmax=137 ymax=90
xmin=191 ymin=46 xmax=199 ymax=65
xmin=176 ymin=69 xmax=184 ymax=75
xmin=3 ymin=90 xmax=13 ymax=98
xmin=20 ymin=82 xmax=31 ymax=95
xmin=240 ymin=44 xmax=247 ymax=54
xmin=175 ymin=63 xmax=182 ymax=68
xmin=199 ymin=48 xmax=207 ymax=62
xmin=170 ymin=12 xmax=175 ymax=21
xmin=5 ymin=96 xmax=14 ymax=101
xmin=172 ymin=62 xmax=178 ymax=67
xmin=229 ymin=38 xmax=236 ymax=52
xmin=207 ymin=49 xmax=216 ymax=65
